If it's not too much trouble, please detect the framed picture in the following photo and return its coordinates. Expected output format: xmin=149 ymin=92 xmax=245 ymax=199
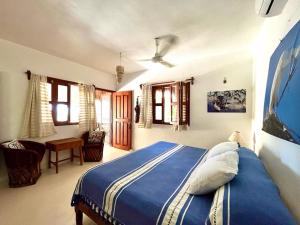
xmin=263 ymin=21 xmax=300 ymax=145
xmin=207 ymin=89 xmax=246 ymax=113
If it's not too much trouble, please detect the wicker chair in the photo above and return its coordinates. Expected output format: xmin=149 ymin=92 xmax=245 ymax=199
xmin=0 ymin=140 xmax=45 ymax=188
xmin=81 ymin=131 xmax=106 ymax=162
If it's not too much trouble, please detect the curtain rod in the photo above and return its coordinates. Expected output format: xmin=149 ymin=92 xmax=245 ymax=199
xmin=139 ymin=76 xmax=194 ymax=89
xmin=25 ymin=70 xmax=115 ymax=93
xmin=26 ymin=70 xmax=31 ymax=80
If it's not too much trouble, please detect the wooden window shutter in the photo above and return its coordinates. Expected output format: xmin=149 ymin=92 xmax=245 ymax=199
xmin=171 ymin=81 xmax=190 ymax=126
xmin=181 ymin=82 xmax=190 ymax=125
xmin=171 ymin=82 xmax=179 ymax=124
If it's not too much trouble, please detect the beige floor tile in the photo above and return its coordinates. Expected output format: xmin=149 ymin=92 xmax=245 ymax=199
xmin=0 ymin=146 xmax=128 ymax=225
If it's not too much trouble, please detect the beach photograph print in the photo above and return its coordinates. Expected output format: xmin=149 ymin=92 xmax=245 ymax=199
xmin=207 ymin=89 xmax=246 ymax=113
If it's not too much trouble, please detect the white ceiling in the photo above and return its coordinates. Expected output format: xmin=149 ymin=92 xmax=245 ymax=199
xmin=0 ymin=0 xmax=263 ymax=74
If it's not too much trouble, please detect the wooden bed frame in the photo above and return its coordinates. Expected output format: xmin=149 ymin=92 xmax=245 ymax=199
xmin=75 ymin=201 xmax=112 ymax=225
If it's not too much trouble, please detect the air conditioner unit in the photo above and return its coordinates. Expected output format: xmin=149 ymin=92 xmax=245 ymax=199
xmin=255 ymin=0 xmax=288 ymax=17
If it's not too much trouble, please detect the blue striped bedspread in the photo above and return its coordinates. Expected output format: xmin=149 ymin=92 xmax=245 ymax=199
xmin=207 ymin=148 xmax=296 ymax=225
xmin=71 ymin=141 xmax=212 ymax=225
xmin=71 ymin=141 xmax=296 ymax=225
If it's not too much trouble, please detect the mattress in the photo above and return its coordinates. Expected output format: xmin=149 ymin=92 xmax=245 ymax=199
xmin=71 ymin=141 xmax=296 ymax=225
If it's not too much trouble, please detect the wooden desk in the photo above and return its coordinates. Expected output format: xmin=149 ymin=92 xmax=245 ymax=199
xmin=46 ymin=138 xmax=83 ymax=173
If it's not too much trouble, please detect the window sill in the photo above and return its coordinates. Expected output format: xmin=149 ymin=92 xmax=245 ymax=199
xmin=152 ymin=122 xmax=172 ymax=126
xmin=54 ymin=122 xmax=79 ymax=126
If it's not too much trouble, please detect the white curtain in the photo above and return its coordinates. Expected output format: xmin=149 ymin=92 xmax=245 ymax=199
xmin=138 ymin=84 xmax=153 ymax=128
xmin=79 ymin=84 xmax=97 ymax=132
xmin=20 ymin=74 xmax=56 ymax=138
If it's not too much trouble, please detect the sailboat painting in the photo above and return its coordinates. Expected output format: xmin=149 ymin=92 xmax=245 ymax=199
xmin=263 ymin=21 xmax=300 ymax=145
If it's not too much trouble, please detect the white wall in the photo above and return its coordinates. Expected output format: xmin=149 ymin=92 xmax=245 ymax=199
xmin=118 ymin=51 xmax=253 ymax=150
xmin=0 ymin=39 xmax=116 ymax=181
xmin=253 ymin=0 xmax=300 ymax=222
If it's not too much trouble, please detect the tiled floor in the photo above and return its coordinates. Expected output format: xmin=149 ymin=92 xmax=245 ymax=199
xmin=0 ymin=146 xmax=128 ymax=225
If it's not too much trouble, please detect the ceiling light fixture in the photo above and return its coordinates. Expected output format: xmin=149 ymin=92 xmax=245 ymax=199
xmin=116 ymin=52 xmax=124 ymax=84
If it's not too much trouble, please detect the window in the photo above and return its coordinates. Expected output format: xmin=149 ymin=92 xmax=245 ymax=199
xmin=70 ymin=85 xmax=79 ymax=123
xmin=95 ymin=90 xmax=112 ymax=144
xmin=152 ymin=82 xmax=190 ymax=125
xmin=96 ymin=96 xmax=111 ymax=124
xmin=47 ymin=78 xmax=79 ymax=126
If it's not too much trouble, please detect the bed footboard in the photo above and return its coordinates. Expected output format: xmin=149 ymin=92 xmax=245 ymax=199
xmin=75 ymin=201 xmax=107 ymax=225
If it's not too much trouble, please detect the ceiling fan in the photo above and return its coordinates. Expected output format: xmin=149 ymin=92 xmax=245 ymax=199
xmin=139 ymin=34 xmax=178 ymax=68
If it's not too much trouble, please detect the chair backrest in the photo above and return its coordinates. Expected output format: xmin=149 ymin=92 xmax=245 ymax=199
xmin=0 ymin=140 xmax=45 ymax=167
xmin=81 ymin=130 xmax=106 ymax=144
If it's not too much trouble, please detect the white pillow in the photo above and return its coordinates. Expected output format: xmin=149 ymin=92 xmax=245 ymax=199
xmin=206 ymin=142 xmax=238 ymax=159
xmin=1 ymin=140 xmax=25 ymax=149
xmin=187 ymin=151 xmax=239 ymax=195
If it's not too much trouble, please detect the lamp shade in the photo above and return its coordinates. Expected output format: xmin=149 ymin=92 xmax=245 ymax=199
xmin=228 ymin=131 xmax=245 ymax=146
xmin=116 ymin=65 xmax=124 ymax=74
xmin=116 ymin=65 xmax=124 ymax=83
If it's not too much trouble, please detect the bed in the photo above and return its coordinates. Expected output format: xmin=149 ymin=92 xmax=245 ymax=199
xmin=71 ymin=141 xmax=296 ymax=225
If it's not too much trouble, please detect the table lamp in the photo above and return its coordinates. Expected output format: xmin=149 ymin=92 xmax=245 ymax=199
xmin=228 ymin=131 xmax=245 ymax=147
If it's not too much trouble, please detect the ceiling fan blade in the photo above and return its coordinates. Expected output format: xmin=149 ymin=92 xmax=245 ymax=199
xmin=159 ymin=60 xmax=175 ymax=68
xmin=155 ymin=37 xmax=159 ymax=55
xmin=157 ymin=35 xmax=178 ymax=57
xmin=137 ymin=34 xmax=178 ymax=64
xmin=156 ymin=34 xmax=178 ymax=42
xmin=138 ymin=58 xmax=153 ymax=62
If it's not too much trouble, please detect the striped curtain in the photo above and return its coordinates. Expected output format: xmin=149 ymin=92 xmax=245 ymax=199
xmin=138 ymin=84 xmax=153 ymax=128
xmin=172 ymin=82 xmax=188 ymax=131
xmin=20 ymin=74 xmax=56 ymax=138
xmin=79 ymin=84 xmax=96 ymax=132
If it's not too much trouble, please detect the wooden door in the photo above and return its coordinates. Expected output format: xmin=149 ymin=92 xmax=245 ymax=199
xmin=112 ymin=91 xmax=132 ymax=150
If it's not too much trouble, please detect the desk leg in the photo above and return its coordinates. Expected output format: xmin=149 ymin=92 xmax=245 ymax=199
xmin=79 ymin=147 xmax=83 ymax=165
xmin=48 ymin=149 xmax=51 ymax=168
xmin=71 ymin=148 xmax=74 ymax=162
xmin=55 ymin=150 xmax=59 ymax=174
